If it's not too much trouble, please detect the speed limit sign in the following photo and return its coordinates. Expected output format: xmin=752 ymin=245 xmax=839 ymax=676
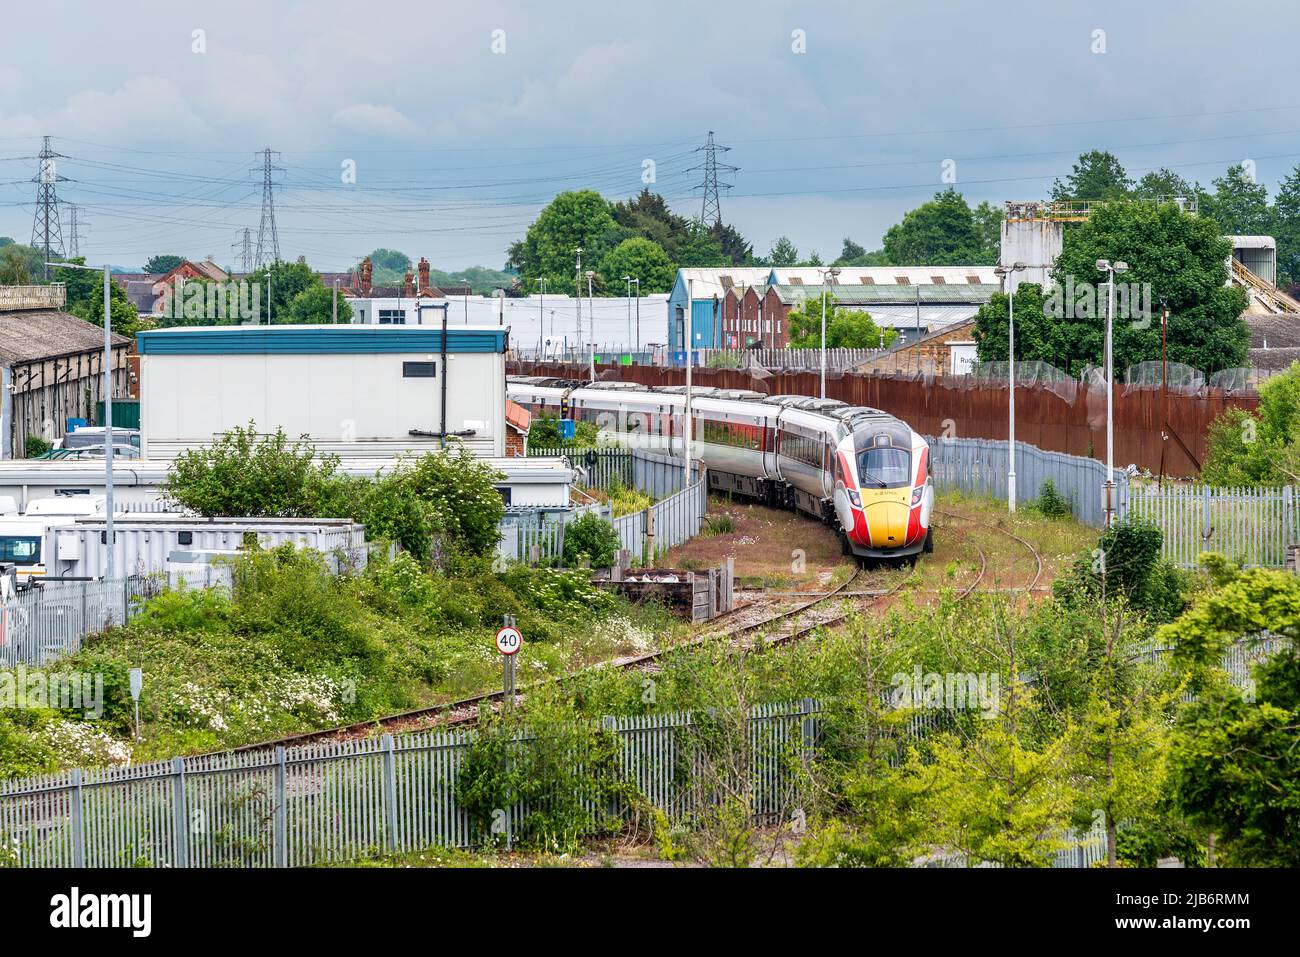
xmin=495 ymin=625 xmax=522 ymax=656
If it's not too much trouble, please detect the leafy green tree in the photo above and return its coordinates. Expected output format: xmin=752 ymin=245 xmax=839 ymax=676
xmin=1051 ymin=150 xmax=1133 ymax=201
xmin=881 ymin=189 xmax=992 ymax=265
xmin=972 ymin=283 xmax=1061 ymax=368
xmin=514 ymin=191 xmax=619 ymax=294
xmin=1132 ymin=168 xmax=1198 ymax=201
xmin=837 ymin=238 xmax=866 ymax=263
xmin=709 ymin=221 xmax=753 ymax=265
xmin=1160 ymin=564 xmax=1300 ymax=865
xmin=1053 ymin=516 xmax=1190 ymax=625
xmin=142 ymin=254 xmax=185 ymax=274
xmin=0 ymin=236 xmax=13 ymax=247
xmin=367 ymin=248 xmax=412 ymax=286
xmin=1202 ymin=361 xmax=1300 ymax=486
xmin=675 ymin=219 xmax=729 ymax=267
xmin=0 ymin=246 xmax=31 ymax=285
xmin=787 ymin=293 xmax=897 ymax=349
xmin=767 ymin=235 xmax=799 ymax=266
xmin=598 ymin=237 xmax=676 ymax=293
xmin=972 ymin=200 xmax=1003 ymax=263
xmin=1271 ymin=163 xmax=1300 ymax=284
xmin=284 ymin=283 xmax=339 ymax=324
xmin=54 ymin=258 xmax=145 ymax=337
xmin=1200 ymin=164 xmax=1273 ymax=238
xmin=996 ymin=200 xmax=1250 ymax=374
xmin=562 ymin=511 xmax=621 ymax=567
xmin=245 ymin=259 xmax=330 ymax=324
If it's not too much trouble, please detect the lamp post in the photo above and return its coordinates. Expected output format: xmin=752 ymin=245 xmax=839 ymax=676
xmin=47 ymin=260 xmax=116 ymax=579
xmin=622 ymin=275 xmax=633 ymax=353
xmin=817 ymin=266 xmax=841 ymax=398
xmin=585 ymin=269 xmax=596 ymax=382
xmin=630 ymin=278 xmax=640 ymax=354
xmin=1097 ymin=258 xmax=1129 ymax=526
xmin=994 ymin=261 xmax=1027 ymax=512
xmin=537 ymin=278 xmax=547 ymax=359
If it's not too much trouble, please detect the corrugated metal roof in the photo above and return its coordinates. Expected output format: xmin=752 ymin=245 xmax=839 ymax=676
xmin=676 ymin=268 xmax=773 ymax=299
xmin=769 ymin=283 xmax=997 ymax=305
xmin=771 ymin=266 xmax=1000 ymax=286
xmin=0 ymin=310 xmax=131 ymax=365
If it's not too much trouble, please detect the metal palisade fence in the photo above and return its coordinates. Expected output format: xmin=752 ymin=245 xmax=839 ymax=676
xmin=1126 ymin=484 xmax=1300 ymax=568
xmin=506 ymin=449 xmax=706 ymax=565
xmin=926 ymin=436 xmax=1128 ymax=528
xmin=0 ymin=576 xmax=151 ymax=669
xmin=0 ymin=699 xmax=816 ymax=868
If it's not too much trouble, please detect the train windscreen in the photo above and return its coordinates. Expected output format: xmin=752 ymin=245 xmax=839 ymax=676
xmin=854 ymin=425 xmax=913 ymax=488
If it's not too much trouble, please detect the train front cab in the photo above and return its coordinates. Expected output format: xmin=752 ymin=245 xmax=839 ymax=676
xmin=835 ymin=422 xmax=933 ymax=562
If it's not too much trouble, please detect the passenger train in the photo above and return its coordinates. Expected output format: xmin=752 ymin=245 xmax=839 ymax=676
xmin=507 ymin=376 xmax=934 ymax=562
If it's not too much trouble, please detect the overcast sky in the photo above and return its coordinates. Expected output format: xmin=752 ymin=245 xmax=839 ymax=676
xmin=3 ymin=0 xmax=1299 ymax=272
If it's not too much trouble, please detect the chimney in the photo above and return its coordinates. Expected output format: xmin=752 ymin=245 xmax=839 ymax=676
xmin=360 ymin=257 xmax=373 ymax=295
xmin=403 ymin=268 xmax=415 ymax=297
xmin=418 ymin=257 xmax=430 ymax=295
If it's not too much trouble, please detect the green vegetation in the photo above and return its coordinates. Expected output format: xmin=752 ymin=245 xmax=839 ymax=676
xmin=974 ymin=199 xmax=1250 ymax=375
xmin=561 ymin=511 xmax=621 ymax=567
xmin=24 ymin=435 xmax=52 ymax=459
xmin=164 ymin=424 xmax=505 ymax=561
xmin=787 ymin=293 xmax=898 ymax=350
xmin=1201 ymin=361 xmax=1300 ymax=486
xmin=526 ymin=412 xmax=599 ymax=449
xmin=1032 ymin=479 xmax=1073 ymax=519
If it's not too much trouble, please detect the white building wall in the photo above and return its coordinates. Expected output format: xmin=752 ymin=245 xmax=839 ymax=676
xmin=140 ymin=350 xmax=505 ymax=458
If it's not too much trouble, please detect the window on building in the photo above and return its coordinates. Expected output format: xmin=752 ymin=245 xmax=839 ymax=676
xmin=931 ymin=276 xmax=945 ymax=285
xmin=894 ymin=276 xmax=910 ymax=285
xmin=966 ymin=275 xmax=981 ymax=284
xmin=402 ymin=361 xmax=437 ymax=378
xmin=379 ymin=309 xmax=407 ymax=325
xmin=859 ymin=276 xmax=877 ymax=285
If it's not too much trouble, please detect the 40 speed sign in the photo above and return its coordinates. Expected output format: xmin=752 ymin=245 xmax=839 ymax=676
xmin=495 ymin=625 xmax=522 ymax=656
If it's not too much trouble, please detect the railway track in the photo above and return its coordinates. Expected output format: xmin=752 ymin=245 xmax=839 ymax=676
xmin=936 ymin=509 xmax=1044 ymax=595
xmin=226 ymin=514 xmax=1041 ymax=755
xmin=231 ymin=562 xmax=912 ymax=753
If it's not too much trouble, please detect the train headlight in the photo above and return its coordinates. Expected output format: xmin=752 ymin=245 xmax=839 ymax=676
xmin=847 ymin=488 xmax=861 ymax=508
xmin=911 ymin=486 xmax=924 ymax=506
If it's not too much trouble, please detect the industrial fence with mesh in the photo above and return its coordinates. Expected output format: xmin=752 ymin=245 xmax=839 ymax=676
xmin=0 ymin=576 xmax=152 ymax=669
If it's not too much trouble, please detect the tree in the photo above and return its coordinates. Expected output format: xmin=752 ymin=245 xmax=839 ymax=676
xmin=1201 ymin=361 xmax=1300 ymax=486
xmin=142 ymin=254 xmax=185 ymax=274
xmin=881 ymin=189 xmax=992 ymax=265
xmin=787 ymin=293 xmax=897 ymax=349
xmin=767 ymin=236 xmax=799 ymax=266
xmin=837 ymin=238 xmax=866 ymax=263
xmin=514 ymin=191 xmax=619 ymax=294
xmin=367 ymin=248 xmax=412 ymax=286
xmin=597 ymin=237 xmax=676 ymax=293
xmin=0 ymin=246 xmax=31 ymax=285
xmin=1051 ymin=150 xmax=1133 ymax=201
xmin=1160 ymin=564 xmax=1300 ymax=866
xmin=283 ymin=283 xmax=340 ymax=324
xmin=1132 ymin=168 xmax=1197 ymax=201
xmin=561 ymin=512 xmax=621 ymax=567
xmin=245 ymin=259 xmax=329 ymax=324
xmin=709 ymin=222 xmax=753 ymax=265
xmin=994 ymin=200 xmax=1250 ymax=374
xmin=1270 ymin=164 xmax=1300 ymax=284
xmin=972 ymin=200 xmax=1003 ymax=263
xmin=675 ymin=219 xmax=728 ymax=267
xmin=972 ymin=283 xmax=1063 ymax=368
xmin=1201 ymin=164 xmax=1273 ymax=237
xmin=54 ymin=258 xmax=145 ymax=337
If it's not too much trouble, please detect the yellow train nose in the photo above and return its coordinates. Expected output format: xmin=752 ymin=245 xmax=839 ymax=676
xmin=864 ymin=501 xmax=910 ymax=548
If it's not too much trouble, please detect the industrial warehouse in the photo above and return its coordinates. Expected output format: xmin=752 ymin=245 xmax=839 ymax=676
xmin=0 ymin=0 xmax=1293 ymax=934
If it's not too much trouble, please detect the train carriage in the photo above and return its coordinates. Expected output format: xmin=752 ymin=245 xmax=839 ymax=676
xmin=507 ymin=377 xmax=934 ymax=561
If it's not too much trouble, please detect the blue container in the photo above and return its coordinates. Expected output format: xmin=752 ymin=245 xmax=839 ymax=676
xmin=560 ymin=419 xmax=576 ymax=440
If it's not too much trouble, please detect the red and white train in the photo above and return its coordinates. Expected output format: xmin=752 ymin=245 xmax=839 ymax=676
xmin=507 ymin=377 xmax=934 ymax=562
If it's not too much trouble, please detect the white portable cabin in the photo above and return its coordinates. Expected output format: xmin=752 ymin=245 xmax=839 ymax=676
xmin=45 ymin=515 xmax=369 ymax=580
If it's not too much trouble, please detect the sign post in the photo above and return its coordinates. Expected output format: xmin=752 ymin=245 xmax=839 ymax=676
xmin=129 ymin=668 xmax=143 ymax=740
xmin=496 ymin=616 xmax=522 ymax=710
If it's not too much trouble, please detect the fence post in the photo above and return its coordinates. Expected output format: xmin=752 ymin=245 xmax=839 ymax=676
xmin=800 ymin=698 xmax=817 ymax=765
xmin=171 ymin=756 xmax=189 ymax=868
xmin=69 ymin=768 xmax=85 ymax=868
xmin=382 ymin=734 xmax=399 ymax=853
xmin=273 ymin=746 xmax=287 ymax=868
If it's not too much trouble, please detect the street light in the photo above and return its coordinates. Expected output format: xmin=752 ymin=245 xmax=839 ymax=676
xmin=537 ymin=278 xmax=548 ymax=359
xmin=585 ymin=270 xmax=596 ymax=382
xmin=994 ymin=260 xmax=1027 ymax=512
xmin=1097 ymin=258 xmax=1129 ymax=526
xmin=622 ymin=275 xmax=641 ymax=356
xmin=817 ymin=266 xmax=841 ymax=398
xmin=47 ymin=260 xmax=116 ymax=579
